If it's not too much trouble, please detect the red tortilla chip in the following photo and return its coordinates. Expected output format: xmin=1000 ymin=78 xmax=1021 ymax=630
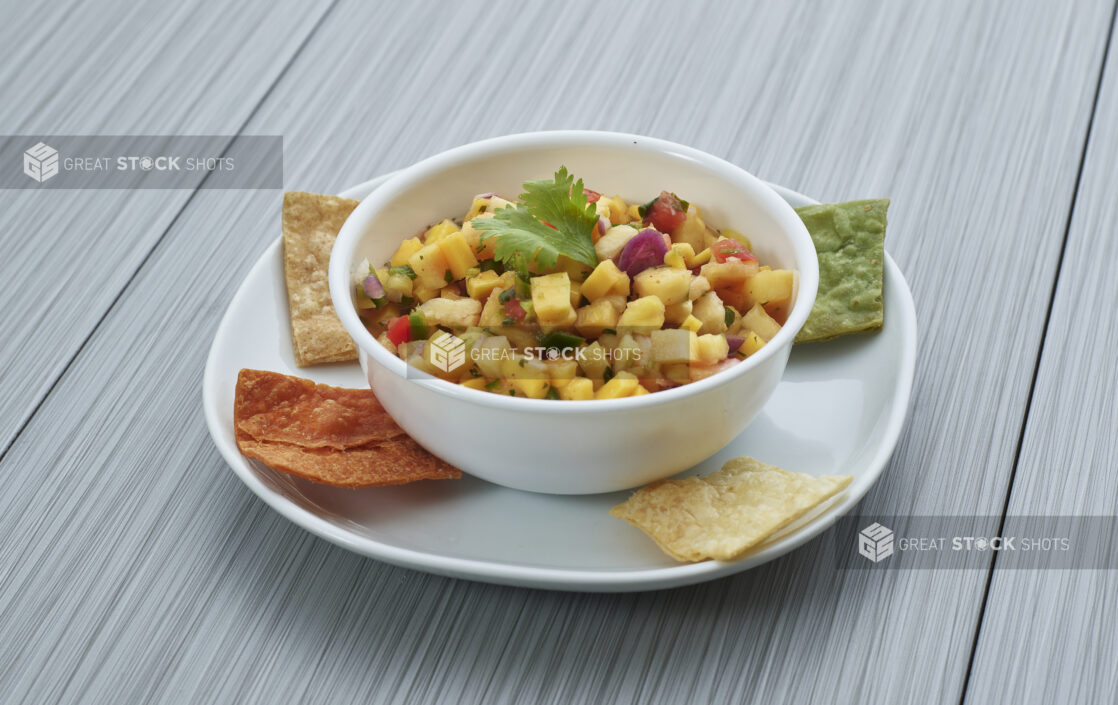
xmin=234 ymin=369 xmax=460 ymax=488
xmin=235 ymin=368 xmax=405 ymax=449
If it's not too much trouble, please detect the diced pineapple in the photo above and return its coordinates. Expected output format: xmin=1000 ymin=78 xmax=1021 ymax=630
xmin=594 ymin=224 xmax=639 ymax=261
xmin=417 ymin=297 xmax=482 ymax=329
xmin=575 ymin=298 xmax=621 ymax=338
xmin=479 ymin=289 xmax=505 ymax=327
xmin=424 ymin=219 xmax=459 ymax=244
xmin=560 ymin=377 xmax=594 ymax=400
xmin=530 ymin=272 xmax=575 ymax=326
xmin=439 ymin=287 xmax=463 ymax=300
xmin=700 ymin=260 xmax=761 ymax=290
xmin=569 ymin=280 xmax=583 ymax=308
xmin=746 ymin=269 xmax=796 ymax=323
xmin=459 ymin=377 xmax=489 ymax=390
xmin=628 ymin=204 xmax=642 ymax=221
xmin=632 ymin=383 xmax=651 ymax=396
xmin=413 ymin=284 xmax=440 ymax=302
xmin=436 ymin=231 xmax=479 ymax=280
xmin=651 ymin=328 xmax=697 ymax=363
xmin=695 ymin=334 xmax=730 ymax=365
xmin=546 ymin=359 xmax=580 ymax=388
xmin=408 ymin=242 xmax=452 ymax=289
xmin=391 ymin=237 xmax=424 ymax=267
xmin=460 ymin=217 xmax=498 ymax=261
xmin=691 ymin=291 xmax=727 ymax=334
xmin=742 ymin=331 xmax=765 ymax=356
xmin=473 ymin=336 xmax=512 ymax=378
xmin=595 ymin=371 xmax=640 ymax=399
xmin=617 ymin=296 xmax=666 ymax=333
xmin=661 ymin=362 xmax=692 ymax=386
xmin=577 ymin=341 xmax=610 ymax=380
xmin=466 ymin=270 xmax=512 ymax=301
xmin=556 ymin=256 xmax=593 ymax=284
xmin=680 ymin=315 xmax=702 ymax=333
xmin=600 ymin=294 xmax=628 ymax=313
xmin=633 ymin=266 xmax=691 ymax=306
xmin=581 ymin=259 xmax=630 ymax=301
xmin=672 ymin=210 xmax=707 ymax=251
xmin=742 ymin=303 xmax=782 ymax=342
xmin=381 ymin=270 xmax=414 ymax=300
xmin=664 ymin=300 xmax=693 ymax=326
xmin=498 ymin=355 xmax=550 ymax=399
xmin=612 ymin=333 xmax=643 ymax=372
xmin=689 ymin=275 xmax=711 ymax=301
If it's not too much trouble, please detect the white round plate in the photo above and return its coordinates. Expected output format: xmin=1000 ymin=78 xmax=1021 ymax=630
xmin=203 ymin=175 xmax=916 ymax=592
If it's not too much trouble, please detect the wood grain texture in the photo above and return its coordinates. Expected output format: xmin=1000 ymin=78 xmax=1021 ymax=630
xmin=0 ymin=0 xmax=336 ymax=453
xmin=0 ymin=0 xmax=1113 ymax=703
xmin=966 ymin=9 xmax=1118 ymax=704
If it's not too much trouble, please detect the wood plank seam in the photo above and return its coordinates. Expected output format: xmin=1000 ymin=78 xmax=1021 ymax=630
xmin=956 ymin=2 xmax=1118 ymax=703
xmin=0 ymin=0 xmax=344 ymax=468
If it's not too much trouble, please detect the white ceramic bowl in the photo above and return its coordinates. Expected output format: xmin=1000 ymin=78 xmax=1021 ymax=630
xmin=329 ymin=131 xmax=818 ymax=494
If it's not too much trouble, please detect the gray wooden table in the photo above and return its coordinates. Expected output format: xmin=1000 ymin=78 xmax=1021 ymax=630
xmin=2 ymin=0 xmax=1116 ymax=702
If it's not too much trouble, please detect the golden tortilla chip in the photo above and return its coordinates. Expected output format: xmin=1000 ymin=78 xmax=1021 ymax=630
xmin=282 ymin=192 xmax=360 ymax=366
xmin=236 ymin=432 xmax=460 ymax=488
xmin=235 ymin=368 xmax=403 ymax=449
xmin=234 ymin=369 xmax=460 ymax=488
xmin=610 ymin=457 xmax=851 ymax=562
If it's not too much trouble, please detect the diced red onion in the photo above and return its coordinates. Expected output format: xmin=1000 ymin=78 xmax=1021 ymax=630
xmin=363 ymin=274 xmax=385 ymax=300
xmin=597 ymin=217 xmax=609 ymax=236
xmin=474 ymin=192 xmax=497 ymax=199
xmin=726 ymin=335 xmax=745 ymax=354
xmin=617 ymin=228 xmax=669 ymax=277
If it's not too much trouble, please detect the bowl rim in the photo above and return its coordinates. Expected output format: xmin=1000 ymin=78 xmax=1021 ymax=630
xmin=329 ymin=129 xmax=819 ymax=414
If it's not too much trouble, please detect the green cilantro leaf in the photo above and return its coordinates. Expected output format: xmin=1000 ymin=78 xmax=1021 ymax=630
xmin=473 ymin=167 xmax=599 ymax=271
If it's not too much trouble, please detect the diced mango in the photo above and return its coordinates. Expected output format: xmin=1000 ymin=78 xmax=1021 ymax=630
xmin=531 ymin=272 xmax=576 ymax=326
xmin=700 ymin=260 xmax=761 ymax=290
xmin=595 ymin=371 xmax=640 ymax=399
xmin=413 ymin=284 xmax=440 ymax=302
xmin=672 ymin=210 xmax=707 ymax=251
xmin=689 ymin=275 xmax=711 ymax=301
xmin=575 ymin=298 xmax=621 ymax=338
xmin=459 ymin=377 xmax=489 ymax=390
xmin=560 ymin=377 xmax=594 ymax=400
xmin=479 ymin=289 xmax=505 ymax=327
xmin=634 ymin=266 xmax=692 ymax=306
xmin=606 ymin=196 xmax=631 ymax=225
xmin=436 ymin=231 xmax=479 ymax=280
xmin=424 ymin=219 xmax=460 ymax=244
xmin=408 ymin=242 xmax=452 ymax=289
xmin=617 ymin=296 xmax=666 ymax=332
xmin=581 ymin=259 xmax=630 ymax=301
xmin=466 ymin=270 xmax=513 ymax=301
xmin=688 ymin=247 xmax=713 ymax=268
xmin=416 ymin=297 xmax=481 ymax=329
xmin=460 ymin=217 xmax=498 ymax=261
xmin=651 ymin=328 xmax=697 ymax=363
xmin=391 ymin=237 xmax=424 ymax=267
xmin=742 ymin=331 xmax=765 ymax=356
xmin=742 ymin=303 xmax=782 ymax=342
xmin=680 ymin=315 xmax=703 ymax=333
xmin=695 ymin=334 xmax=730 ymax=365
xmin=746 ymin=269 xmax=796 ymax=323
xmin=664 ymin=243 xmax=693 ymax=269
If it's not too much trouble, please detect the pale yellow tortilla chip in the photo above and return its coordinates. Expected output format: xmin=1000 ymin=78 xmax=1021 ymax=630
xmin=282 ymin=192 xmax=360 ymax=366
xmin=610 ymin=457 xmax=852 ymax=562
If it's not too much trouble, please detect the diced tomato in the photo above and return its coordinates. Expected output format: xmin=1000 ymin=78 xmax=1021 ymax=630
xmin=711 ymin=239 xmax=758 ymax=264
xmin=583 ymin=188 xmax=601 ymax=203
xmin=643 ymin=191 xmax=687 ymax=234
xmin=540 ymin=221 xmax=557 ymax=230
xmin=386 ymin=316 xmax=412 ymax=346
xmin=503 ymin=297 xmax=526 ymax=321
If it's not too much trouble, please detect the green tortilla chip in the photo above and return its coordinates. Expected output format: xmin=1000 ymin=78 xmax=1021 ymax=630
xmin=794 ymin=199 xmax=889 ymax=343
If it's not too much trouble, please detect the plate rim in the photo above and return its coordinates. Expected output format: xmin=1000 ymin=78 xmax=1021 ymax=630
xmin=203 ymin=175 xmax=917 ymax=591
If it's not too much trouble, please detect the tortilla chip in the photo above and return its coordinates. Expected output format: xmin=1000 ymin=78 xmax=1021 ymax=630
xmin=234 ymin=369 xmax=460 ymax=488
xmin=794 ymin=199 xmax=888 ymax=343
xmin=235 ymin=368 xmax=403 ymax=449
xmin=282 ymin=192 xmax=360 ymax=366
xmin=610 ymin=457 xmax=852 ymax=562
xmin=236 ymin=432 xmax=460 ymax=488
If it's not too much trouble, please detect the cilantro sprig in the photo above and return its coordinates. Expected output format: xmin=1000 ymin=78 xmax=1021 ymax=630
xmin=473 ymin=167 xmax=599 ymax=273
